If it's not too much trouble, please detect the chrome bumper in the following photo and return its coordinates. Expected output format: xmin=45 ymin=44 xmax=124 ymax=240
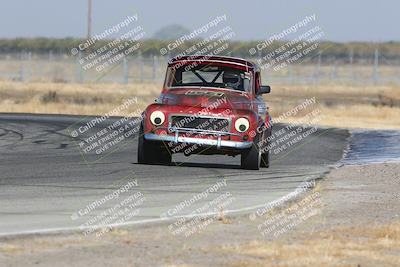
xmin=144 ymin=133 xmax=252 ymax=150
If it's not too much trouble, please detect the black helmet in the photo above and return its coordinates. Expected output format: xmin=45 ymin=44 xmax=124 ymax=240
xmin=223 ymin=70 xmax=242 ymax=90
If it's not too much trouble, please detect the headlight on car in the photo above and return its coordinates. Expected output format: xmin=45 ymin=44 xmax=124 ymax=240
xmin=235 ymin=118 xmax=250 ymax=132
xmin=150 ymin=111 xmax=165 ymax=126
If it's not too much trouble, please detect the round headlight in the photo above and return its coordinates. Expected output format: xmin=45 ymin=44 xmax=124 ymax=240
xmin=235 ymin=118 xmax=250 ymax=132
xmin=150 ymin=111 xmax=165 ymax=126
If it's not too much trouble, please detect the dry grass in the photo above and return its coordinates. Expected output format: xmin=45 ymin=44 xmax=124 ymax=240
xmin=270 ymin=84 xmax=400 ymax=100
xmin=220 ymin=222 xmax=400 ymax=267
xmin=266 ymin=84 xmax=400 ymax=129
xmin=0 ymin=80 xmax=399 ymax=129
xmin=318 ymin=105 xmax=400 ymax=129
xmin=0 ymin=80 xmax=160 ymax=115
xmin=0 ymin=235 xmax=101 ymax=254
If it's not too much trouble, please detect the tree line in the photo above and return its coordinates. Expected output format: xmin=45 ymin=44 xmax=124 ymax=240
xmin=0 ymin=38 xmax=399 ymax=62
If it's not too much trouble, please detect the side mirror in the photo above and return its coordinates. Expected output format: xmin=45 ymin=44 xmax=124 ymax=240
xmin=257 ymin=85 xmax=271 ymax=95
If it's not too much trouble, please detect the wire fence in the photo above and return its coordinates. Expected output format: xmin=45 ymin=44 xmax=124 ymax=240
xmin=0 ymin=51 xmax=399 ymax=86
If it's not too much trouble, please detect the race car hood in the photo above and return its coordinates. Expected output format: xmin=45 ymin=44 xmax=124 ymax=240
xmin=158 ymin=87 xmax=253 ymax=110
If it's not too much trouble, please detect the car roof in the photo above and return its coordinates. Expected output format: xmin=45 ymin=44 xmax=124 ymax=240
xmin=168 ymin=55 xmax=259 ymax=71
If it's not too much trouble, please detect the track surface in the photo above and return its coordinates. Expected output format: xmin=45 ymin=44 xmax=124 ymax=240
xmin=0 ymin=114 xmax=348 ymax=236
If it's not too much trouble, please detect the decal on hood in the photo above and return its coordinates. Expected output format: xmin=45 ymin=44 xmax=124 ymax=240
xmin=185 ymin=91 xmax=225 ymax=97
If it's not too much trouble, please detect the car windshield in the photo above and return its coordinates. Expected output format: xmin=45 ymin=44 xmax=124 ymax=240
xmin=166 ymin=64 xmax=252 ymax=92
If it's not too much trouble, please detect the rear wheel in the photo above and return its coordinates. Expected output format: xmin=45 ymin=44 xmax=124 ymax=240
xmin=241 ymin=134 xmax=261 ymax=170
xmin=260 ymin=128 xmax=271 ymax=168
xmin=137 ymin=125 xmax=171 ymax=165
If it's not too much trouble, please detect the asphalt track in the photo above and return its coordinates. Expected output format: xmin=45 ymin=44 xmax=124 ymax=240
xmin=0 ymin=114 xmax=349 ymax=236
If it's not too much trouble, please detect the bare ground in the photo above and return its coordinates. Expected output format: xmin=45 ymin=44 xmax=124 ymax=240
xmin=0 ymin=162 xmax=399 ymax=267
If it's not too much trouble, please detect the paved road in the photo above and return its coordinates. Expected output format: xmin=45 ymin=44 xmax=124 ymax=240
xmin=0 ymin=114 xmax=349 ymax=236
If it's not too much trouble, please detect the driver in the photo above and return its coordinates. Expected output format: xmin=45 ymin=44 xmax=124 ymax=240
xmin=222 ymin=70 xmax=243 ymax=91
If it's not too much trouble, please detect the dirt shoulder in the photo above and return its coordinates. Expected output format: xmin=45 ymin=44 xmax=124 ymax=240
xmin=1 ymin=163 xmax=399 ymax=267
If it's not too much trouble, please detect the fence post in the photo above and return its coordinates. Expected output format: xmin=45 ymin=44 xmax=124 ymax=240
xmin=27 ymin=51 xmax=32 ymax=81
xmin=76 ymin=51 xmax=84 ymax=83
xmin=349 ymin=48 xmax=353 ymax=64
xmin=331 ymin=61 xmax=337 ymax=81
xmin=19 ymin=52 xmax=24 ymax=81
xmin=152 ymin=55 xmax=157 ymax=81
xmin=314 ymin=51 xmax=321 ymax=85
xmin=373 ymin=48 xmax=379 ymax=85
xmin=139 ymin=52 xmax=143 ymax=82
xmin=349 ymin=48 xmax=355 ymax=82
xmin=123 ymin=57 xmax=129 ymax=84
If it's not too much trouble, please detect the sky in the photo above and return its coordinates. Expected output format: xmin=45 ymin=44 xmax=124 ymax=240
xmin=0 ymin=0 xmax=398 ymax=42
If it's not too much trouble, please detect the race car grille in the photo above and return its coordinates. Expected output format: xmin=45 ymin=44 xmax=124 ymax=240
xmin=170 ymin=116 xmax=229 ymax=132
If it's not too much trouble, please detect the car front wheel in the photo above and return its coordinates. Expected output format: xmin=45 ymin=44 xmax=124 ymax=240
xmin=241 ymin=134 xmax=261 ymax=170
xmin=260 ymin=150 xmax=270 ymax=168
xmin=137 ymin=125 xmax=171 ymax=165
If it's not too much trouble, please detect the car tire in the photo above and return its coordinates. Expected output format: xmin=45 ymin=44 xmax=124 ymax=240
xmin=155 ymin=143 xmax=172 ymax=165
xmin=260 ymin=150 xmax=270 ymax=168
xmin=241 ymin=134 xmax=261 ymax=170
xmin=260 ymin=126 xmax=271 ymax=168
xmin=138 ymin=125 xmax=172 ymax=165
xmin=137 ymin=125 xmax=153 ymax=164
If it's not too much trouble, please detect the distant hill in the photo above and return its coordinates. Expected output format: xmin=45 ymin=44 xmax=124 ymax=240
xmin=153 ymin=25 xmax=190 ymax=40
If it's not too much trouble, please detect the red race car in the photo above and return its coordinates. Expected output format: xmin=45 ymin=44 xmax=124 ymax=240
xmin=138 ymin=55 xmax=272 ymax=170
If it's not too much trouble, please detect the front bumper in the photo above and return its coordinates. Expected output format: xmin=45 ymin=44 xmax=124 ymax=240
xmin=144 ymin=133 xmax=253 ymax=150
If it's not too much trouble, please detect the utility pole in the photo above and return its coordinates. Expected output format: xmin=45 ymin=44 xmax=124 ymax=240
xmin=87 ymin=0 xmax=92 ymax=40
